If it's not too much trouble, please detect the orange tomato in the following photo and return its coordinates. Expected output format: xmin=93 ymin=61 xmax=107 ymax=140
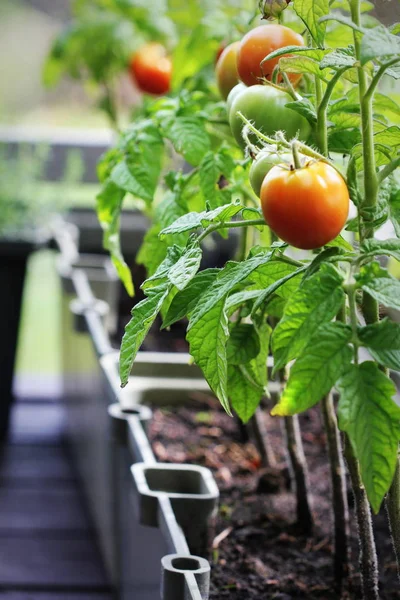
xmin=237 ymin=24 xmax=305 ymax=87
xmin=130 ymin=42 xmax=172 ymax=96
xmin=260 ymin=161 xmax=350 ymax=250
xmin=215 ymin=41 xmax=240 ymax=100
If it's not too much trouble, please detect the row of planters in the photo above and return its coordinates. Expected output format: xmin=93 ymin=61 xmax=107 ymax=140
xmin=47 ymin=0 xmax=400 ymax=598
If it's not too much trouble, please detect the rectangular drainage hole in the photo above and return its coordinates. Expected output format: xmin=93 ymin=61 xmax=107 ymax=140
xmin=145 ymin=468 xmax=208 ymax=495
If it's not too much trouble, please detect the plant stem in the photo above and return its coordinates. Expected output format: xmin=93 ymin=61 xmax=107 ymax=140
xmin=351 ymin=0 xmax=400 ymax=582
xmin=282 ymin=414 xmax=314 ymax=534
xmin=237 ymin=112 xmax=338 ymax=168
xmin=277 ymin=367 xmax=314 ymax=534
xmin=291 ymin=141 xmax=302 ymax=170
xmin=248 ymin=407 xmax=277 ymax=468
xmin=386 ymin=452 xmax=400 ymax=580
xmin=321 ymin=393 xmax=350 ymax=591
xmin=364 ymin=57 xmax=400 ymax=104
xmin=314 ymin=57 xmax=352 ymax=591
xmin=316 ymin=68 xmax=347 ymax=156
xmin=344 ymin=437 xmax=380 ymax=600
xmin=197 ymin=218 xmax=266 ymax=243
xmin=378 ymin=156 xmax=400 ymax=184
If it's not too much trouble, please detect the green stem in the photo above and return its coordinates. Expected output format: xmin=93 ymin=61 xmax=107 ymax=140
xmin=316 ymin=68 xmax=348 ymax=156
xmin=348 ymin=3 xmax=383 ymax=597
xmin=346 ymin=281 xmax=360 ymax=364
xmin=291 ymin=141 xmax=302 ymax=170
xmin=378 ymin=156 xmax=400 ymax=185
xmin=236 ymin=112 xmax=337 ymax=167
xmin=281 ymin=71 xmax=300 ymax=100
xmin=197 ymin=218 xmax=266 ymax=243
xmin=364 ymin=57 xmax=400 ymax=104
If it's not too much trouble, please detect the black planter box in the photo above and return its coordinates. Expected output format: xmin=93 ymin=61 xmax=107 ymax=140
xmin=0 ymin=232 xmax=49 ymax=443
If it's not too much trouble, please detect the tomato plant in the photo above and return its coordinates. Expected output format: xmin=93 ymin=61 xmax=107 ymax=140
xmin=236 ymin=24 xmax=304 ymax=86
xmin=260 ymin=157 xmax=350 ymax=249
xmin=51 ymin=1 xmax=400 ymax=598
xmin=215 ymin=41 xmax=240 ymax=100
xmin=229 ymin=84 xmax=311 ymax=146
xmin=129 ymin=42 xmax=172 ymax=95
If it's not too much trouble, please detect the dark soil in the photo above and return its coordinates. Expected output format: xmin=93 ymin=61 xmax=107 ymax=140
xmin=148 ymin=393 xmax=399 ymax=599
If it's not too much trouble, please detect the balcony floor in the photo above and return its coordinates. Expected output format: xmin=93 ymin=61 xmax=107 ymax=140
xmin=0 ymin=396 xmax=113 ymax=600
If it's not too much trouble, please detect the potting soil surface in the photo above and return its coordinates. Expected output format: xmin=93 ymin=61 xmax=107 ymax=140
xmin=148 ymin=393 xmax=400 ymax=599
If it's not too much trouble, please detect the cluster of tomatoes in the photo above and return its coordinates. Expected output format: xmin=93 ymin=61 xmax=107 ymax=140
xmin=216 ymin=24 xmax=350 ymax=250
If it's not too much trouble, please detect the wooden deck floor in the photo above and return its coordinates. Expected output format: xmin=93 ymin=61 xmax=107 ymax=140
xmin=0 ymin=397 xmax=113 ymax=600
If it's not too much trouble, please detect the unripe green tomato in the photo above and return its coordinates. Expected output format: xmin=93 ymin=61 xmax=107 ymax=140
xmin=249 ymin=150 xmax=292 ymax=197
xmin=229 ymin=85 xmax=311 ymax=149
xmin=226 ymin=83 xmax=247 ymax=116
xmin=215 ymin=42 xmax=240 ymax=100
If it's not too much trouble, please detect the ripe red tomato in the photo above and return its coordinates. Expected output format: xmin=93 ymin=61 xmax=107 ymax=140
xmin=215 ymin=41 xmax=240 ymax=100
xmin=237 ymin=24 xmax=304 ymax=87
xmin=260 ymin=161 xmax=350 ymax=249
xmin=129 ymin=42 xmax=172 ymax=95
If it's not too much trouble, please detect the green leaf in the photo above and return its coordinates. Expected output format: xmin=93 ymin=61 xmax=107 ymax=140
xmin=143 ymin=245 xmax=183 ymax=288
xmin=374 ymin=93 xmax=400 ymax=121
xmin=374 ymin=126 xmax=400 ymax=150
xmin=164 ymin=116 xmax=210 ymax=166
xmin=171 ymin=24 xmax=218 ymax=89
xmin=293 ymin=0 xmax=330 ymax=47
xmin=162 ymin=268 xmax=220 ymax=329
xmin=357 ymin=262 xmax=400 ymax=312
xmin=252 ymin=266 xmax=308 ymax=314
xmin=319 ymin=13 xmax=365 ymax=34
xmin=305 ymin=248 xmax=348 ymax=279
xmin=328 ymin=128 xmax=362 ymax=154
xmin=167 ymin=242 xmax=202 ymax=291
xmin=199 ymin=149 xmax=236 ymax=210
xmin=96 ymin=180 xmax=133 ymax=296
xmin=189 ymin=251 xmax=274 ymax=328
xmin=159 ymin=202 xmax=245 ymax=237
xmin=325 ymin=234 xmax=354 ymax=252
xmin=361 ymin=238 xmax=400 ymax=263
xmin=262 ymin=45 xmax=326 ymax=63
xmin=272 ymin=264 xmax=345 ymax=372
xmin=247 ymin=260 xmax=300 ymax=299
xmin=227 ymin=324 xmax=261 ymax=366
xmin=228 ymin=323 xmax=271 ymax=423
xmin=346 ymin=155 xmax=362 ymax=207
xmin=272 ymin=322 xmax=352 ymax=416
xmin=226 ymin=289 xmax=262 ymax=316
xmin=358 ymin=318 xmax=400 ymax=371
xmin=120 ymin=284 xmax=171 ymax=386
xmin=187 ymin=297 xmax=231 ymax=414
xmin=285 ymin=98 xmax=317 ymax=125
xmin=105 ymin=223 xmax=134 ymax=297
xmin=136 ymin=225 xmax=168 ymax=278
xmin=320 ymin=46 xmax=356 ymax=70
xmin=337 ymin=362 xmax=400 ymax=513
xmin=279 ymin=55 xmax=322 ymax=77
xmin=360 ymin=26 xmax=400 ymax=66
xmin=111 ymin=158 xmax=157 ymax=205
